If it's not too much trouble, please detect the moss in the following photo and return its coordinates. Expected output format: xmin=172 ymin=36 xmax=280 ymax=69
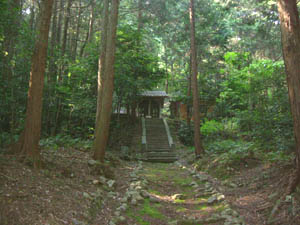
xmin=148 ymin=189 xmax=163 ymax=195
xmin=196 ymin=204 xmax=208 ymax=210
xmin=213 ymin=203 xmax=226 ymax=212
xmin=174 ymin=199 xmax=185 ymax=204
xmin=139 ymin=199 xmax=165 ymax=219
xmin=176 ymin=206 xmax=187 ymax=212
xmin=126 ymin=209 xmax=150 ymax=225
xmin=173 ymin=175 xmax=194 ymax=186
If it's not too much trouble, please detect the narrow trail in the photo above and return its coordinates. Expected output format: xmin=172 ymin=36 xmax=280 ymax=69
xmin=120 ymin=161 xmax=245 ymax=225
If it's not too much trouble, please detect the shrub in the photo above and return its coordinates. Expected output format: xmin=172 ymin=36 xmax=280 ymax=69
xmin=178 ymin=122 xmax=194 ymax=146
xmin=200 ymin=119 xmax=223 ymax=138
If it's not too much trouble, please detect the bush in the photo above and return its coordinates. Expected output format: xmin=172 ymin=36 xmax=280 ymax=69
xmin=178 ymin=122 xmax=194 ymax=146
xmin=200 ymin=119 xmax=223 ymax=138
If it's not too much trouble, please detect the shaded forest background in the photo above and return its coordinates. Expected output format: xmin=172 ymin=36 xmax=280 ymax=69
xmin=2 ymin=0 xmax=300 ymax=224
xmin=1 ymin=0 xmax=291 ymax=146
xmin=1 ymin=0 xmax=294 ymax=160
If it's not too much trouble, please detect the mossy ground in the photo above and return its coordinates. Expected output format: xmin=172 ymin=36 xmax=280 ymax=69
xmin=125 ymin=162 xmax=227 ymax=225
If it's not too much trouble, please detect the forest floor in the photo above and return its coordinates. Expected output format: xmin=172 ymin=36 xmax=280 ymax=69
xmin=1 ymin=140 xmax=300 ymax=224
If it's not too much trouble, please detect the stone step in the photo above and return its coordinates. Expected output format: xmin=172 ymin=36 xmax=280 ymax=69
xmin=144 ymin=157 xmax=177 ymax=163
xmin=147 ymin=145 xmax=170 ymax=148
xmin=147 ymin=139 xmax=169 ymax=142
xmin=146 ymin=152 xmax=176 ymax=158
xmin=142 ymin=118 xmax=176 ymax=163
xmin=148 ymin=148 xmax=171 ymax=151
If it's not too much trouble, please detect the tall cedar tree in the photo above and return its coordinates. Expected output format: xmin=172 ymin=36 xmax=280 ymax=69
xmin=95 ymin=0 xmax=109 ymax=128
xmin=93 ymin=0 xmax=120 ymax=161
xmin=189 ymin=0 xmax=204 ymax=157
xmin=277 ymin=0 xmax=300 ymax=193
xmin=12 ymin=0 xmax=54 ymax=167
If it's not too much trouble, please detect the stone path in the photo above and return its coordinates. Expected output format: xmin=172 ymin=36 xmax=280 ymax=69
xmin=109 ymin=161 xmax=245 ymax=225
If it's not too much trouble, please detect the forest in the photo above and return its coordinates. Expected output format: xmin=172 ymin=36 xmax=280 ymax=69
xmin=1 ymin=0 xmax=300 ymax=224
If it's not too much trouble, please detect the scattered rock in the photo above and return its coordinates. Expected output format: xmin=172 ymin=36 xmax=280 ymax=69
xmin=83 ymin=192 xmax=91 ymax=199
xmin=71 ymin=218 xmax=86 ymax=225
xmin=168 ymin=220 xmax=178 ymax=225
xmin=207 ymin=195 xmax=218 ymax=204
xmin=119 ymin=216 xmax=126 ymax=222
xmin=92 ymin=180 xmax=100 ymax=185
xmin=190 ymin=181 xmax=199 ymax=188
xmin=118 ymin=203 xmax=128 ymax=211
xmin=131 ymin=198 xmax=137 ymax=205
xmin=141 ymin=190 xmax=150 ymax=198
xmin=107 ymin=191 xmax=116 ymax=198
xmin=149 ymin=196 xmax=160 ymax=203
xmin=197 ymin=174 xmax=209 ymax=182
xmin=172 ymin=194 xmax=186 ymax=200
xmin=132 ymin=192 xmax=144 ymax=202
xmin=229 ymin=182 xmax=238 ymax=188
xmin=99 ymin=176 xmax=107 ymax=183
xmin=114 ymin=211 xmax=121 ymax=217
xmin=121 ymin=196 xmax=128 ymax=203
xmin=217 ymin=194 xmax=225 ymax=201
xmin=88 ymin=159 xmax=100 ymax=166
xmin=107 ymin=180 xmax=115 ymax=188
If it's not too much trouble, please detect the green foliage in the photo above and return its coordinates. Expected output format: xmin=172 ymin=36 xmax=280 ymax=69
xmin=114 ymin=25 xmax=165 ymax=108
xmin=200 ymin=119 xmax=223 ymax=137
xmin=178 ymin=122 xmax=194 ymax=146
xmin=40 ymin=135 xmax=93 ymax=150
xmin=262 ymin=150 xmax=293 ymax=163
xmin=139 ymin=199 xmax=165 ymax=219
xmin=216 ymin=53 xmax=293 ymax=152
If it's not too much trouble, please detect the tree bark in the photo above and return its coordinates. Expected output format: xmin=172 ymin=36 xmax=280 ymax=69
xmin=277 ymin=0 xmax=300 ymax=193
xmin=189 ymin=0 xmax=204 ymax=158
xmin=13 ymin=0 xmax=54 ymax=168
xmin=61 ymin=0 xmax=73 ymax=59
xmin=56 ymin=0 xmax=63 ymax=48
xmin=137 ymin=0 xmax=143 ymax=31
xmin=79 ymin=0 xmax=95 ymax=57
xmin=93 ymin=0 xmax=119 ymax=161
xmin=187 ymin=59 xmax=192 ymax=128
xmin=72 ymin=0 xmax=82 ymax=61
xmin=95 ymin=0 xmax=110 ymax=131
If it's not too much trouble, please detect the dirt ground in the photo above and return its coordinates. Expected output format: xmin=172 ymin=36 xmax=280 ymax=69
xmin=1 ymin=143 xmax=300 ymax=225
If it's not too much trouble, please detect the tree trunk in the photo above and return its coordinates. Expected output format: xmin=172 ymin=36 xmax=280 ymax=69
xmin=87 ymin=0 xmax=95 ymax=44
xmin=79 ymin=0 xmax=95 ymax=57
xmin=137 ymin=0 xmax=143 ymax=31
xmin=277 ymin=0 xmax=300 ymax=193
xmin=93 ymin=0 xmax=119 ymax=161
xmin=49 ymin=0 xmax=57 ymax=81
xmin=13 ymin=0 xmax=54 ymax=168
xmin=61 ymin=0 xmax=72 ymax=57
xmin=72 ymin=0 xmax=82 ymax=61
xmin=29 ymin=0 xmax=35 ymax=31
xmin=95 ymin=0 xmax=110 ymax=130
xmin=164 ymin=50 xmax=169 ymax=94
xmin=189 ymin=0 xmax=204 ymax=158
xmin=56 ymin=0 xmax=63 ymax=49
xmin=187 ymin=58 xmax=192 ymax=128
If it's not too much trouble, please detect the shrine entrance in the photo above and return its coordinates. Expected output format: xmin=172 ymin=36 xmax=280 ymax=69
xmin=138 ymin=91 xmax=168 ymax=118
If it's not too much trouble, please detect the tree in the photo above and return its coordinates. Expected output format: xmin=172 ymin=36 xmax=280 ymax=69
xmin=93 ymin=0 xmax=120 ymax=161
xmin=189 ymin=0 xmax=204 ymax=158
xmin=12 ymin=0 xmax=54 ymax=168
xmin=277 ymin=0 xmax=300 ymax=193
xmin=95 ymin=0 xmax=109 ymax=128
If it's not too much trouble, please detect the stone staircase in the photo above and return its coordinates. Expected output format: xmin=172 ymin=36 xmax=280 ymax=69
xmin=144 ymin=118 xmax=177 ymax=163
